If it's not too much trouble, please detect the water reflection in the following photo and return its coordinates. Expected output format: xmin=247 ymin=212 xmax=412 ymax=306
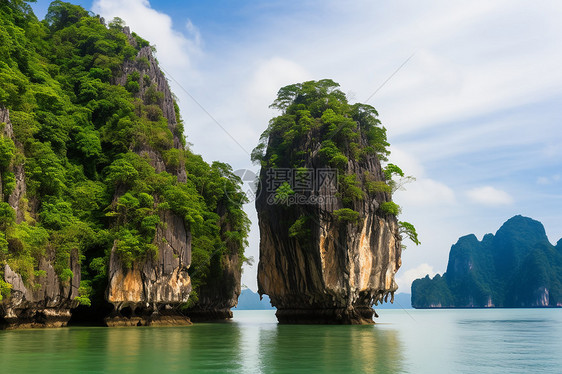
xmin=3 ymin=310 xmax=558 ymax=373
xmin=0 ymin=322 xmax=244 ymax=373
xmin=0 ymin=312 xmax=405 ymax=373
xmin=257 ymin=321 xmax=404 ymax=373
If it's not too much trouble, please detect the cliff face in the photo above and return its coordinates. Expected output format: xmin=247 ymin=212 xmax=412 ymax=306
xmin=412 ymin=215 xmax=562 ymax=308
xmin=255 ymin=80 xmax=402 ymax=324
xmin=185 ymin=203 xmax=242 ymax=321
xmin=105 ymin=210 xmax=192 ymax=326
xmin=1 ymin=255 xmax=80 ymax=329
xmin=1 ymin=108 xmax=80 ymax=329
xmin=0 ymin=3 xmax=248 ymax=327
xmin=104 ymin=30 xmax=192 ymax=326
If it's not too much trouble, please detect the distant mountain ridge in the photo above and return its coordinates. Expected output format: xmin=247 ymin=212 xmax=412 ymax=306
xmin=412 ymin=215 xmax=562 ymax=308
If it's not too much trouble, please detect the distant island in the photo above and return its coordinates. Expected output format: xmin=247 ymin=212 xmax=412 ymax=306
xmin=234 ymin=289 xmax=275 ymax=310
xmin=412 ymin=215 xmax=562 ymax=308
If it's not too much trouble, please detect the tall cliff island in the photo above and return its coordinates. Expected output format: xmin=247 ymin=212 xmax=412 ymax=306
xmin=412 ymin=215 xmax=562 ymax=308
xmin=0 ymin=1 xmax=249 ymax=329
xmin=253 ymin=80 xmax=418 ymax=324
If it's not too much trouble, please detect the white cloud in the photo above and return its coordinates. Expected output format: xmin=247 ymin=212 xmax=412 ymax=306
xmin=247 ymin=57 xmax=310 ymax=104
xmin=92 ymin=0 xmax=201 ymax=71
xmin=387 ymin=147 xmax=425 ymax=177
xmin=245 ymin=57 xmax=311 ymax=123
xmin=185 ymin=19 xmax=201 ymax=48
xmin=537 ymin=175 xmax=560 ymax=185
xmin=466 ymin=186 xmax=514 ymax=206
xmin=394 ymin=178 xmax=456 ymax=207
xmin=395 ymin=263 xmax=437 ymax=293
xmin=389 ymin=147 xmax=456 ymax=207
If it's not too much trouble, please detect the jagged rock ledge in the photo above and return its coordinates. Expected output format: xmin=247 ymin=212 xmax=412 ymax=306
xmin=104 ymin=307 xmax=191 ymax=327
xmin=1 ymin=253 xmax=80 ymax=330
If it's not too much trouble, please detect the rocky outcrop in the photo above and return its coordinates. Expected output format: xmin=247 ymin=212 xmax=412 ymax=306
xmin=412 ymin=215 xmax=562 ymax=308
xmin=105 ymin=210 xmax=192 ymax=326
xmin=104 ymin=32 xmax=192 ymax=325
xmin=1 ymin=107 xmax=81 ymax=329
xmin=256 ymin=117 xmax=402 ymax=324
xmin=1 ymin=253 xmax=80 ymax=329
xmin=1 ymin=107 xmax=27 ymax=223
xmin=185 ymin=250 xmax=241 ymax=322
xmin=185 ymin=207 xmax=242 ymax=321
xmin=117 ymin=27 xmax=187 ymax=177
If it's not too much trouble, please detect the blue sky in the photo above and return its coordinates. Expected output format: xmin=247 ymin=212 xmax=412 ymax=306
xmin=32 ymin=0 xmax=562 ymax=292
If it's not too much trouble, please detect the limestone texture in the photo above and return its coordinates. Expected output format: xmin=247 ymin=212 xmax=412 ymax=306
xmin=256 ymin=97 xmax=402 ymax=324
xmin=104 ymin=30 xmax=192 ymax=325
xmin=1 ymin=108 xmax=80 ymax=329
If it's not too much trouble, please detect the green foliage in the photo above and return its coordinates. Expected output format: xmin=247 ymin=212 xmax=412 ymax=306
xmin=0 ymin=136 xmax=16 ymax=170
xmin=333 ymin=208 xmax=360 ymax=223
xmin=330 ymin=153 xmax=348 ymax=169
xmin=379 ymin=201 xmax=401 ymax=216
xmin=143 ymin=74 xmax=151 ymax=86
xmin=136 ymin=56 xmax=150 ymax=70
xmin=39 ymin=200 xmax=75 ymax=230
xmin=288 ymin=215 xmax=310 ymax=238
xmin=383 ymin=163 xmax=404 ymax=180
xmin=59 ymin=268 xmax=73 ymax=282
xmin=45 ymin=0 xmax=89 ymax=31
xmin=399 ymin=221 xmax=421 ymax=246
xmin=34 ymin=269 xmax=46 ymax=278
xmin=339 ymin=174 xmax=364 ymax=206
xmin=144 ymin=85 xmax=164 ymax=105
xmin=253 ymin=79 xmax=390 ymax=168
xmin=105 ymin=158 xmax=139 ymax=187
xmin=125 ymin=80 xmax=140 ymax=93
xmin=108 ymin=17 xmax=125 ymax=30
xmin=274 ymin=181 xmax=294 ymax=204
xmin=366 ymin=180 xmax=391 ymax=194
xmin=0 ymin=277 xmax=12 ymax=301
xmin=0 ymin=202 xmax=15 ymax=230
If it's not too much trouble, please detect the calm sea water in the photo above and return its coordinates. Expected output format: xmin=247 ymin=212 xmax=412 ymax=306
xmin=1 ymin=309 xmax=561 ymax=373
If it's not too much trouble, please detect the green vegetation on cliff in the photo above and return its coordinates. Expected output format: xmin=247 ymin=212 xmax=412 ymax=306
xmin=412 ymin=215 xmax=562 ymax=308
xmin=0 ymin=1 xmax=248 ymax=310
xmin=251 ymin=79 xmax=418 ymax=245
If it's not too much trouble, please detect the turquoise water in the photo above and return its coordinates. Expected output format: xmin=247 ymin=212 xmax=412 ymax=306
xmin=1 ymin=309 xmax=561 ymax=373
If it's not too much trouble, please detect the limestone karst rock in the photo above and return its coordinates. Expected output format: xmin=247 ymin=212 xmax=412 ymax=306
xmin=412 ymin=215 xmax=562 ymax=308
xmin=254 ymin=80 xmax=402 ymax=324
xmin=103 ymin=29 xmax=192 ymax=326
xmin=0 ymin=4 xmax=248 ymax=328
xmin=0 ymin=107 xmax=80 ymax=329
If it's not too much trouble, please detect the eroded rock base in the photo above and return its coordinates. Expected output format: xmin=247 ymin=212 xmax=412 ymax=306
xmin=185 ymin=308 xmax=233 ymax=322
xmin=104 ymin=305 xmax=191 ymax=327
xmin=275 ymin=307 xmax=376 ymax=325
xmin=0 ymin=308 xmax=72 ymax=330
xmin=104 ymin=314 xmax=192 ymax=327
